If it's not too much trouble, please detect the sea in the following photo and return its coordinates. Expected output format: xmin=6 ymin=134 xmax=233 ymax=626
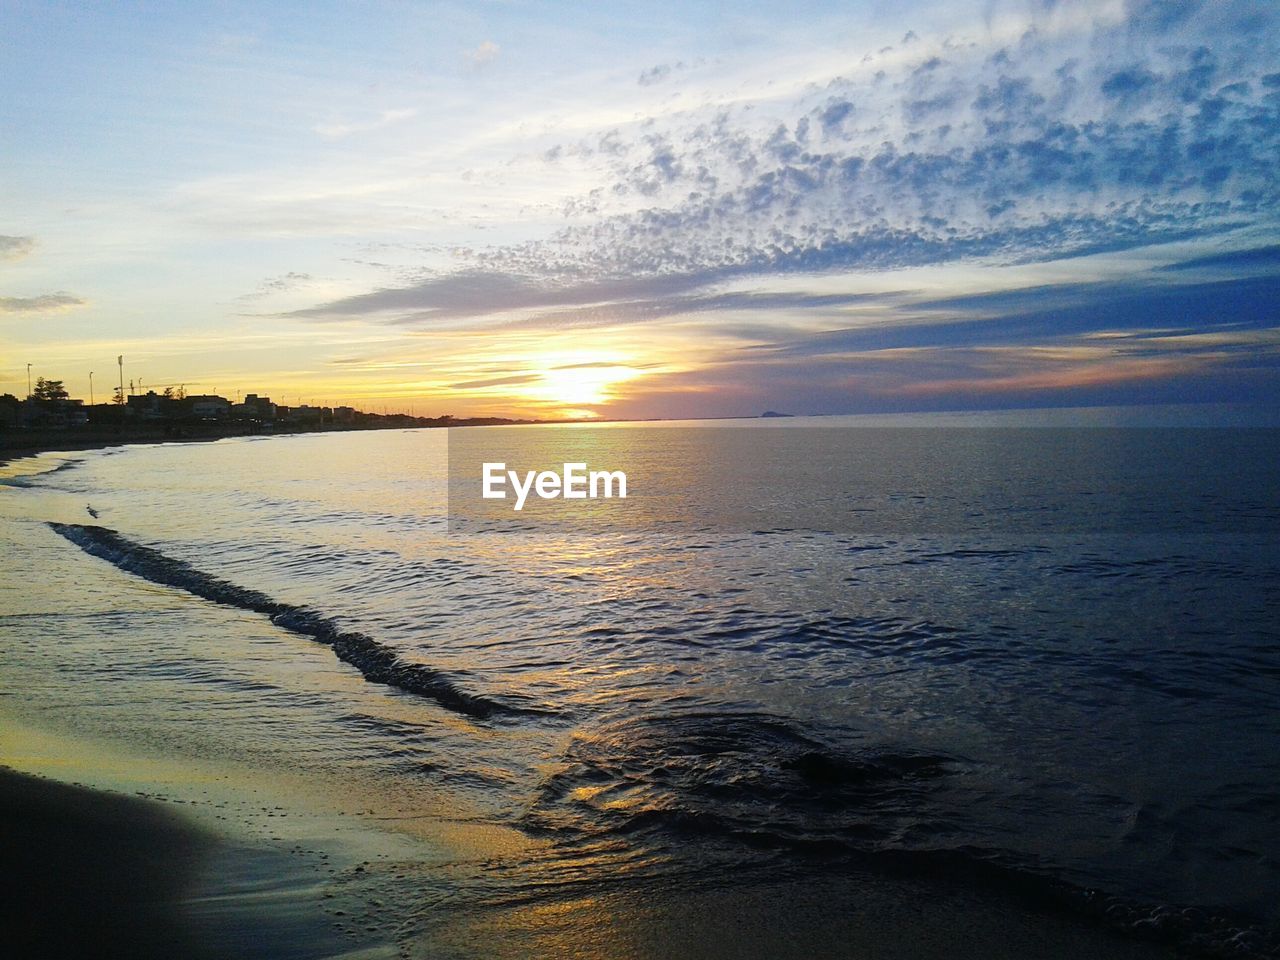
xmin=2 ymin=418 xmax=1278 ymax=959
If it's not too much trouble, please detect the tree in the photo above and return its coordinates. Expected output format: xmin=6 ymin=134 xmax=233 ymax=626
xmin=31 ymin=377 xmax=69 ymax=401
xmin=112 ymin=386 xmax=125 ymax=405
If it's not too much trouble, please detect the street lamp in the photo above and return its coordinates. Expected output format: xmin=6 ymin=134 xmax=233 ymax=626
xmin=26 ymin=362 xmax=32 ymax=399
xmin=90 ymin=371 xmax=94 ymax=407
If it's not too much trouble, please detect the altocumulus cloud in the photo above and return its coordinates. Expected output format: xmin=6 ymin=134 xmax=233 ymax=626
xmin=295 ymin=0 xmax=1280 ymax=331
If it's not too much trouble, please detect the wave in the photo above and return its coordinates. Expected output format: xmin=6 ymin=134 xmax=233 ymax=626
xmin=524 ymin=708 xmax=1279 ymax=959
xmin=524 ymin=710 xmax=965 ymax=852
xmin=0 ymin=456 xmax=85 ymax=486
xmin=48 ymin=522 xmax=542 ymax=721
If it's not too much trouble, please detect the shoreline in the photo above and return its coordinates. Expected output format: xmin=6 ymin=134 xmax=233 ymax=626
xmin=0 ymin=409 xmax=639 ymax=467
xmin=0 ymin=422 xmax=490 ymax=471
xmin=0 ymin=711 xmax=1194 ymax=960
xmin=0 ymin=713 xmax=405 ymax=960
xmin=0 ymin=767 xmax=1178 ymax=960
xmin=0 ymin=765 xmax=399 ymax=960
xmin=0 ymin=417 xmax=542 ymax=464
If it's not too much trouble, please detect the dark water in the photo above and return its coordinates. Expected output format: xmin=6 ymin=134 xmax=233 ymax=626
xmin=2 ymin=423 xmax=1278 ymax=958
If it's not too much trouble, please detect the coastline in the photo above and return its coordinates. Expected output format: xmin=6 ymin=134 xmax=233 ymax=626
xmin=0 ymin=764 xmax=1177 ymax=960
xmin=0 ymin=416 xmax=539 ymax=464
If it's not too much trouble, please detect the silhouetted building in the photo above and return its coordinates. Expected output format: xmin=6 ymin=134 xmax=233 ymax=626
xmin=232 ymin=393 xmax=276 ymax=420
xmin=0 ymin=393 xmax=20 ymax=429
xmin=126 ymin=390 xmax=176 ymax=419
xmin=288 ymin=404 xmax=324 ymax=424
xmin=187 ymin=395 xmax=230 ymax=418
xmin=21 ymin=397 xmax=86 ymax=429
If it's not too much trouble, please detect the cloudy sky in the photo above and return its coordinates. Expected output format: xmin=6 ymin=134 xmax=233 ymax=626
xmin=3 ymin=0 xmax=1278 ymax=419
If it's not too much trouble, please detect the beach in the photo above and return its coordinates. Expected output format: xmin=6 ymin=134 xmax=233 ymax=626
xmin=0 ymin=712 xmax=408 ymax=960
xmin=0 ymin=758 xmax=1174 ymax=960
xmin=0 ymin=766 xmax=212 ymax=959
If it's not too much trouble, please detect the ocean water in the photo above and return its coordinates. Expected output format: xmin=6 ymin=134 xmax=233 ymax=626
xmin=2 ymin=423 xmax=1278 ymax=959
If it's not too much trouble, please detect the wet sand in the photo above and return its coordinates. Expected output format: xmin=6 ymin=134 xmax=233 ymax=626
xmin=0 ymin=763 xmax=408 ymax=960
xmin=0 ymin=759 xmax=1185 ymax=960
xmin=0 ymin=766 xmax=215 ymax=959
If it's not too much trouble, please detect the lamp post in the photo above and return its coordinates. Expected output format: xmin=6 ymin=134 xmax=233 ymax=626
xmin=90 ymin=371 xmax=94 ymax=407
xmin=26 ymin=363 xmax=32 ymax=399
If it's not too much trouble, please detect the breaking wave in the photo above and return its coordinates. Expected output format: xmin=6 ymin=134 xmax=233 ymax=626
xmin=48 ymin=522 xmax=544 ymax=721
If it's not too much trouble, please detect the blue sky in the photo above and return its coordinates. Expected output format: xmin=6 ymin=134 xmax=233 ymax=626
xmin=2 ymin=0 xmax=1278 ymax=418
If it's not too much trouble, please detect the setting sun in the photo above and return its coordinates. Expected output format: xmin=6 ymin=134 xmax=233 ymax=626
xmin=508 ymin=353 xmax=648 ymax=415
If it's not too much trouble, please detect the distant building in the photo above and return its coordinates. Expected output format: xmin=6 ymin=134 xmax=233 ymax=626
xmin=232 ymin=393 xmax=275 ymax=420
xmin=333 ymin=406 xmax=355 ymax=423
xmin=21 ymin=397 xmax=86 ymax=429
xmin=126 ymin=390 xmax=172 ymax=419
xmin=187 ymin=395 xmax=230 ymax=418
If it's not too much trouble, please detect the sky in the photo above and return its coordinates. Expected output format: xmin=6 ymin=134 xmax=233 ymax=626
xmin=2 ymin=0 xmax=1279 ymax=420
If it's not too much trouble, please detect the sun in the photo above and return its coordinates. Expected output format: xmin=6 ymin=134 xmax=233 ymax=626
xmin=519 ymin=354 xmax=646 ymax=412
xmin=539 ymin=366 xmax=622 ymax=406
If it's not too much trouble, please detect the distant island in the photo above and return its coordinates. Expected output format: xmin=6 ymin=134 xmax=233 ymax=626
xmin=759 ymin=411 xmax=795 ymax=418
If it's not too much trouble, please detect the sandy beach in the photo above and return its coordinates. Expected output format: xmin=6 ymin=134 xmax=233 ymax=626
xmin=0 ymin=713 xmax=404 ymax=960
xmin=0 ymin=761 xmax=406 ymax=960
xmin=1 ymin=761 xmax=1177 ymax=960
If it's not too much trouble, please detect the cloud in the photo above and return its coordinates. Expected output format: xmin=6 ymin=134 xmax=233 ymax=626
xmin=314 ymin=109 xmax=415 ymax=139
xmin=551 ymin=360 xmax=656 ymax=371
xmin=748 ymin=274 xmax=1280 ymax=360
xmin=639 ymin=61 xmax=689 ymax=86
xmin=638 ymin=64 xmax=672 ymax=86
xmin=0 ymin=293 xmax=85 ymax=313
xmin=0 ymin=236 xmax=35 ymax=261
xmin=292 ymin=263 xmax=909 ymax=330
xmin=1099 ymin=66 xmax=1159 ymax=101
xmin=468 ymin=40 xmax=500 ymax=66
xmin=499 ymin=290 xmax=904 ymax=332
xmin=288 ymin=8 xmax=1264 ymax=341
xmin=1159 ymin=244 xmax=1280 ymax=273
xmin=464 ymin=4 xmax=1276 ymax=289
xmin=276 ymin=1 xmax=1280 ymax=415
xmin=290 ymin=269 xmax=724 ymax=324
xmin=238 ymin=271 xmax=314 ymax=302
xmin=449 ymin=373 xmax=540 ymax=390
